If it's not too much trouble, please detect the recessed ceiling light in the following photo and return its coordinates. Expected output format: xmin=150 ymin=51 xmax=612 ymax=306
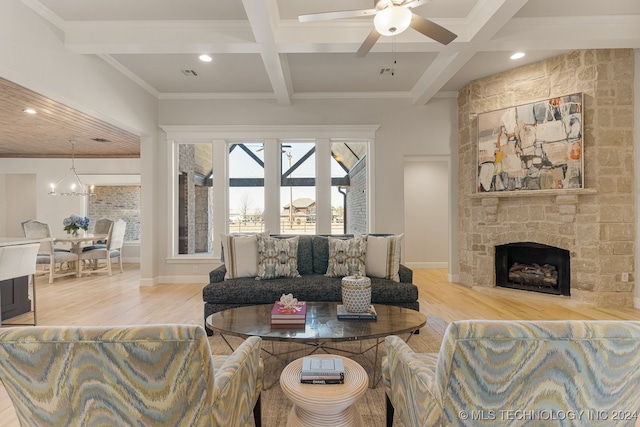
xmin=22 ymin=108 xmax=37 ymax=114
xmin=199 ymin=54 xmax=212 ymax=62
xmin=510 ymin=52 xmax=525 ymax=60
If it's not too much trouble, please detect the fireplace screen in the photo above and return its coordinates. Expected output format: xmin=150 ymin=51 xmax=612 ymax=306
xmin=495 ymin=242 xmax=570 ymax=296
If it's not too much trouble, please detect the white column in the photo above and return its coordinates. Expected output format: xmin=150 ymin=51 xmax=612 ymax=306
xmin=212 ymin=140 xmax=227 ymax=259
xmin=264 ymin=139 xmax=281 ymax=234
xmin=315 ymin=139 xmax=332 ymax=234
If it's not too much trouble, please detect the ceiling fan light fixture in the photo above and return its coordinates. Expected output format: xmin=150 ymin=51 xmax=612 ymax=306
xmin=374 ymin=6 xmax=412 ymax=36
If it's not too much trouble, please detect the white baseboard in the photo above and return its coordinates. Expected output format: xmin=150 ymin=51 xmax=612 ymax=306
xmin=448 ymin=273 xmax=460 ymax=283
xmin=156 ymin=275 xmax=210 ymax=284
xmin=404 ymin=262 xmax=449 ymax=269
xmin=139 ymin=277 xmax=159 ymax=287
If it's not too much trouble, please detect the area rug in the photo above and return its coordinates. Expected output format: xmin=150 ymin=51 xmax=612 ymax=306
xmin=207 ymin=315 xmax=448 ymax=427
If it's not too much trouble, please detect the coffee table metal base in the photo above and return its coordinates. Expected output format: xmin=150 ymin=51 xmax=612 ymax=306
xmin=216 ymin=331 xmax=418 ymax=389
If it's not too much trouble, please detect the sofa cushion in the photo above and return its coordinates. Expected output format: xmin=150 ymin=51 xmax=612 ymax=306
xmin=362 ymin=233 xmax=404 ymax=282
xmin=325 ymin=236 xmax=366 ymax=277
xmin=270 ymin=234 xmax=313 ymax=275
xmin=256 ymin=235 xmax=301 ymax=279
xmin=312 ymin=236 xmax=330 ymax=274
xmin=220 ymin=233 xmax=260 ymax=279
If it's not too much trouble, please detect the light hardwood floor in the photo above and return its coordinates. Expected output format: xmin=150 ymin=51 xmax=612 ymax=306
xmin=1 ymin=265 xmax=639 ymax=425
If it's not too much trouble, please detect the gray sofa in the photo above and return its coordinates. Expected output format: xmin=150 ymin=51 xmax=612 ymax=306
xmin=203 ymin=234 xmax=419 ymax=335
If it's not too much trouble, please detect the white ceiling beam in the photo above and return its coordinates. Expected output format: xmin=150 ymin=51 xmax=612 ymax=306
xmin=63 ymin=21 xmax=258 ymax=54
xmin=411 ymin=0 xmax=530 ymax=105
xmin=242 ymin=0 xmax=292 ymax=106
xmin=411 ymin=50 xmax=473 ymax=105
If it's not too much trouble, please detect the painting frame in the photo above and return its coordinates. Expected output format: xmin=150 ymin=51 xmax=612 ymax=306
xmin=476 ymin=93 xmax=583 ymax=193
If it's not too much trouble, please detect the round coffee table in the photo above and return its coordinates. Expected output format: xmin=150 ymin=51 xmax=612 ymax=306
xmin=206 ymin=302 xmax=426 ymax=387
xmin=280 ymin=355 xmax=368 ymax=427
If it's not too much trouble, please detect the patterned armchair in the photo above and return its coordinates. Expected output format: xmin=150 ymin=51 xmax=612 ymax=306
xmin=383 ymin=320 xmax=640 ymax=427
xmin=0 ymin=325 xmax=263 ymax=427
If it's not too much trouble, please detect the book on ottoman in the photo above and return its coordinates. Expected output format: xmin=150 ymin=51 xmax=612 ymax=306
xmin=270 ymin=300 xmax=307 ymax=325
xmin=300 ymin=357 xmax=345 ymax=384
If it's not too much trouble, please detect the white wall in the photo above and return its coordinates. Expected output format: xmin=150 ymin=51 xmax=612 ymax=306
xmin=2 ymin=174 xmax=36 ymax=237
xmin=403 ymin=157 xmax=449 ymax=268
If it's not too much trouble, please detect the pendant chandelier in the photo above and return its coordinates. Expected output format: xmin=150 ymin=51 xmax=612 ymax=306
xmin=48 ymin=140 xmax=95 ymax=196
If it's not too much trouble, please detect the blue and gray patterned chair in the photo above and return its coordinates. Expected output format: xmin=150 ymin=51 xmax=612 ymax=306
xmin=383 ymin=320 xmax=640 ymax=427
xmin=0 ymin=324 xmax=263 ymax=427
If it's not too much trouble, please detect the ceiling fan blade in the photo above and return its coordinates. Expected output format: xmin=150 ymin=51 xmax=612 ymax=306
xmin=298 ymin=8 xmax=376 ymax=23
xmin=404 ymin=0 xmax=429 ymax=8
xmin=355 ymin=28 xmax=381 ymax=57
xmin=410 ymin=14 xmax=457 ymax=45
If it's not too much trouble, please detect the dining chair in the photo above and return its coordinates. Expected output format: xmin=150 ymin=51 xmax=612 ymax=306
xmin=21 ymin=219 xmax=79 ymax=284
xmin=78 ymin=219 xmax=126 ymax=276
xmin=0 ymin=325 xmax=263 ymax=427
xmin=91 ymin=218 xmax=114 ymax=247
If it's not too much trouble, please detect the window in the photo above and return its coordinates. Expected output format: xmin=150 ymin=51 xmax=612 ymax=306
xmin=177 ymin=143 xmax=213 ymax=254
xmin=228 ymin=142 xmax=265 ymax=234
xmin=281 ymin=141 xmax=316 ymax=234
xmin=165 ymin=124 xmax=376 ymax=259
xmin=331 ymin=141 xmax=368 ymax=234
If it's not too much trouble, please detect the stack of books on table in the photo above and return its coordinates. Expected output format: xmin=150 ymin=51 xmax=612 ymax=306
xmin=270 ymin=300 xmax=307 ymax=326
xmin=336 ymin=304 xmax=378 ymax=321
xmin=300 ymin=357 xmax=345 ymax=384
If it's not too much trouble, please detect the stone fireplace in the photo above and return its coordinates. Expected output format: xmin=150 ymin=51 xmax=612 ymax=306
xmin=457 ymin=49 xmax=636 ymax=307
xmin=495 ymin=242 xmax=570 ymax=296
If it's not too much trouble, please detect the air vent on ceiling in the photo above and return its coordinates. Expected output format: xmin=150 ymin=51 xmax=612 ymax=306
xmin=91 ymin=138 xmax=110 ymax=143
xmin=181 ymin=69 xmax=199 ymax=77
xmin=379 ymin=67 xmax=396 ymax=76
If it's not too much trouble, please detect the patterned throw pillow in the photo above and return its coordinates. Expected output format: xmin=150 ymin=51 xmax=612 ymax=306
xmin=362 ymin=233 xmax=404 ymax=282
xmin=325 ymin=236 xmax=366 ymax=277
xmin=220 ymin=231 xmax=268 ymax=279
xmin=256 ymin=235 xmax=301 ymax=279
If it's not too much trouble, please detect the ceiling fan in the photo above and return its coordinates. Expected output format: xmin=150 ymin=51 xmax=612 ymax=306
xmin=298 ymin=0 xmax=457 ymax=57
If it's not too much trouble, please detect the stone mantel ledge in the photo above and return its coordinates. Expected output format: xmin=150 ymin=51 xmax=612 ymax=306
xmin=471 ymin=189 xmax=598 ymax=223
xmin=470 ymin=188 xmax=598 ymax=199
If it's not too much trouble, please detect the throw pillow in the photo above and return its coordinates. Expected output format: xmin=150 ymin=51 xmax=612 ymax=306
xmin=361 ymin=233 xmax=404 ymax=282
xmin=325 ymin=236 xmax=366 ymax=277
xmin=256 ymin=235 xmax=301 ymax=279
xmin=220 ymin=231 xmax=268 ymax=279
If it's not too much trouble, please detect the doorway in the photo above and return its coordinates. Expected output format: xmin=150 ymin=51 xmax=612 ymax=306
xmin=403 ymin=157 xmax=449 ymax=268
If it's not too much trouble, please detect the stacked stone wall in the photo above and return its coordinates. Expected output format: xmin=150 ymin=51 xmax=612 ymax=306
xmin=87 ymin=186 xmax=141 ymax=242
xmin=458 ymin=49 xmax=635 ymax=307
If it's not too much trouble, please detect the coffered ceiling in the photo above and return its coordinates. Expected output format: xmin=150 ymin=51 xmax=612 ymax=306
xmin=2 ymin=0 xmax=640 ymax=158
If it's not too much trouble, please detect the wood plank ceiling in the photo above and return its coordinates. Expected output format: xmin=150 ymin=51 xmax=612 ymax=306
xmin=0 ymin=77 xmax=139 ymax=158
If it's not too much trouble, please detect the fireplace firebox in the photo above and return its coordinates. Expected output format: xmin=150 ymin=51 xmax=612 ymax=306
xmin=495 ymin=242 xmax=570 ymax=296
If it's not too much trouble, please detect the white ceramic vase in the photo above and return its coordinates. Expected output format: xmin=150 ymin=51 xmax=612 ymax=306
xmin=341 ymin=275 xmax=371 ymax=313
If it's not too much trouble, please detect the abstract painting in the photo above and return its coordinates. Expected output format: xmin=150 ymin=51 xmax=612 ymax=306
xmin=477 ymin=93 xmax=583 ymax=192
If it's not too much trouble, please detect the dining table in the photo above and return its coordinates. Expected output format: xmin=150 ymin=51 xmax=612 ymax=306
xmin=55 ymin=233 xmax=109 ymax=254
